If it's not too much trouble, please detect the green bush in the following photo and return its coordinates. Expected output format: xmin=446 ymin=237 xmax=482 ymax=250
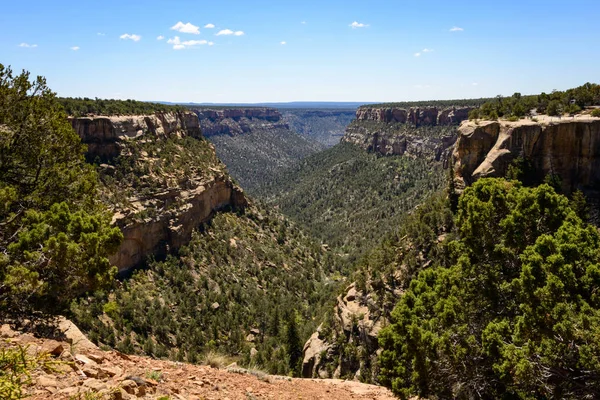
xmin=468 ymin=109 xmax=480 ymax=120
xmin=591 ymin=108 xmax=600 ymax=117
xmin=547 ymin=99 xmax=562 ymax=116
xmin=0 ymin=345 xmax=51 ymax=399
xmin=379 ymin=178 xmax=600 ymax=399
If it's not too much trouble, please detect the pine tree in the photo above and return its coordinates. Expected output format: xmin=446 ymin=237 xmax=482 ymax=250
xmin=285 ymin=311 xmax=302 ymax=376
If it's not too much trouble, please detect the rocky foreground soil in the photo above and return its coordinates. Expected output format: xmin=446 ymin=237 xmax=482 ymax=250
xmin=2 ymin=322 xmax=395 ymax=400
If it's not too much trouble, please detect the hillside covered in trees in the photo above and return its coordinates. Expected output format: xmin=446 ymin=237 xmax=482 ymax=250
xmin=255 ymin=142 xmax=446 ymax=262
xmin=72 ymin=204 xmax=346 ymax=376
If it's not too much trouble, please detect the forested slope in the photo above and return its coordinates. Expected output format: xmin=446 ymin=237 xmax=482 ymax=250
xmin=256 ymin=142 xmax=445 ymax=262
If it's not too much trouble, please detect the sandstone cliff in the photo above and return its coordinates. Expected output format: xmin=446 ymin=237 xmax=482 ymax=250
xmin=109 ymin=177 xmax=246 ymax=272
xmin=354 ymin=105 xmax=472 ymax=126
xmin=342 ymin=106 xmax=473 ymax=159
xmin=70 ymin=111 xmax=201 ymax=161
xmin=453 ymin=115 xmax=600 ymax=194
xmin=193 ymin=107 xmax=288 ymax=136
xmin=70 ymin=111 xmax=247 ymax=272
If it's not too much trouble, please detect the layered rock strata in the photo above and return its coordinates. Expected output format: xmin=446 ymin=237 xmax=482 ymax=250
xmin=355 ymin=106 xmax=472 ymax=126
xmin=342 ymin=106 xmax=473 ymax=158
xmin=109 ymin=178 xmax=246 ymax=272
xmin=70 ymin=111 xmax=201 ymax=161
xmin=193 ymin=108 xmax=288 ymax=136
xmin=453 ymin=115 xmax=600 ymax=194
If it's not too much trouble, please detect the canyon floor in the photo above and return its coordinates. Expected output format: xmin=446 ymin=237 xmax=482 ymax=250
xmin=3 ymin=323 xmax=395 ymax=400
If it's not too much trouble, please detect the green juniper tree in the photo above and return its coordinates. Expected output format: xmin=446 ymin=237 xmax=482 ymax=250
xmin=379 ymin=178 xmax=600 ymax=399
xmin=0 ymin=65 xmax=122 ymax=324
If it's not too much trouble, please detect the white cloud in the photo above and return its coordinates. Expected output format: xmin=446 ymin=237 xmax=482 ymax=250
xmin=70 ymin=46 xmax=80 ymax=51
xmin=415 ymin=48 xmax=433 ymax=57
xmin=157 ymin=35 xmax=164 ymax=40
xmin=450 ymin=26 xmax=464 ymax=32
xmin=350 ymin=21 xmax=369 ymax=28
xmin=216 ymin=29 xmax=244 ymax=36
xmin=171 ymin=21 xmax=200 ymax=34
xmin=183 ymin=39 xmax=208 ymax=46
xmin=204 ymin=23 xmax=215 ymax=29
xmin=97 ymin=32 xmax=105 ymax=36
xmin=301 ymin=21 xmax=306 ymax=24
xmin=208 ymin=41 xmax=214 ymax=46
xmin=472 ymin=82 xmax=479 ymax=86
xmin=281 ymin=41 xmax=286 ymax=45
xmin=18 ymin=43 xmax=37 ymax=48
xmin=120 ymin=33 xmax=141 ymax=41
xmin=167 ymin=36 xmax=211 ymax=50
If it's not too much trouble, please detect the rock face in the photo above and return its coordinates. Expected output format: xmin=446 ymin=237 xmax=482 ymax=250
xmin=453 ymin=115 xmax=600 ymax=194
xmin=70 ymin=111 xmax=247 ymax=272
xmin=343 ymin=106 xmax=473 ymax=159
xmin=302 ymin=284 xmax=389 ymax=381
xmin=110 ymin=178 xmax=246 ymax=272
xmin=193 ymin=107 xmax=288 ymax=136
xmin=354 ymin=106 xmax=473 ymax=126
xmin=70 ymin=111 xmax=201 ymax=161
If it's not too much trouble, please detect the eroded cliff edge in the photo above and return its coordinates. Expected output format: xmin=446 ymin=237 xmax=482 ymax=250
xmin=70 ymin=111 xmax=247 ymax=272
xmin=453 ymin=115 xmax=600 ymax=195
xmin=193 ymin=107 xmax=287 ymax=136
xmin=71 ymin=111 xmax=201 ymax=161
xmin=342 ymin=106 xmax=473 ymax=159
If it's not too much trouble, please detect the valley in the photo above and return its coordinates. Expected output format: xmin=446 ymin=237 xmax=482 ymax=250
xmin=192 ymin=107 xmax=324 ymax=193
xmin=3 ymin=63 xmax=600 ymax=400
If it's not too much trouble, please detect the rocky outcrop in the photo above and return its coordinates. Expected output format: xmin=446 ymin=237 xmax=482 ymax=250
xmin=343 ymin=106 xmax=473 ymax=159
xmin=110 ymin=178 xmax=246 ymax=272
xmin=355 ymin=106 xmax=473 ymax=126
xmin=302 ymin=284 xmax=389 ymax=381
xmin=193 ymin=108 xmax=289 ymax=136
xmin=70 ymin=111 xmax=201 ymax=160
xmin=343 ymin=124 xmax=457 ymax=160
xmin=453 ymin=115 xmax=600 ymax=194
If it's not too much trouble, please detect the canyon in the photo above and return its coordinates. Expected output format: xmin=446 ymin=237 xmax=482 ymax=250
xmin=281 ymin=109 xmax=356 ymax=147
xmin=301 ymin=113 xmax=600 ymax=383
xmin=192 ymin=107 xmax=324 ymax=193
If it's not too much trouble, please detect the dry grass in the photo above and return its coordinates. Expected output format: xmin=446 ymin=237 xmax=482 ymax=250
xmin=200 ymin=350 xmax=234 ymax=369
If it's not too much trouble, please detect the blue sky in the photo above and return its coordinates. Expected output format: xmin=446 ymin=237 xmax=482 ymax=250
xmin=1 ymin=0 xmax=599 ymax=103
